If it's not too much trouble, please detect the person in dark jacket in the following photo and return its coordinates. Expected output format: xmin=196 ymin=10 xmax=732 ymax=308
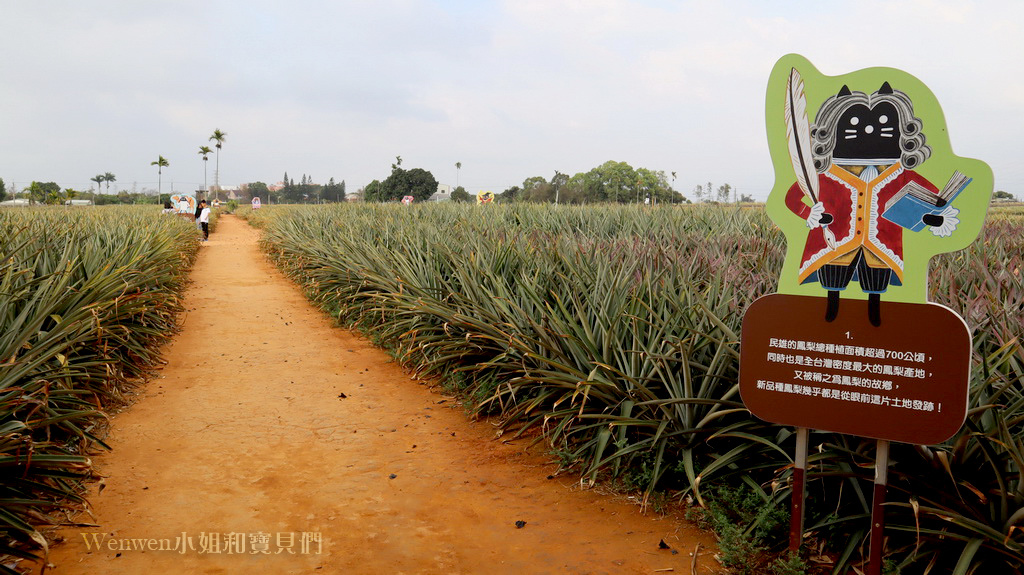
xmin=194 ymin=198 xmax=203 ymax=230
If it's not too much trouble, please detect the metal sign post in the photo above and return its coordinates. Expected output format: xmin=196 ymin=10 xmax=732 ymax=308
xmin=869 ymin=440 xmax=890 ymax=575
xmin=790 ymin=427 xmax=809 ymax=552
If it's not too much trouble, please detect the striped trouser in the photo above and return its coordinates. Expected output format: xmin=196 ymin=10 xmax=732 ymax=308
xmin=818 ymin=247 xmax=891 ymax=294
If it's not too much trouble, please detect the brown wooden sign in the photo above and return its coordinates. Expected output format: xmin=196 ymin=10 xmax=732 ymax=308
xmin=740 ymin=293 xmax=970 ymax=445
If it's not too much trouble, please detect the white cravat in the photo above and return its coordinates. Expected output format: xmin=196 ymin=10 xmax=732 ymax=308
xmin=859 ymin=165 xmax=879 ymax=182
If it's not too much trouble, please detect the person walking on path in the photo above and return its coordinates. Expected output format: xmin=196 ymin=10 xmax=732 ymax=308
xmin=198 ymin=200 xmax=211 ymax=241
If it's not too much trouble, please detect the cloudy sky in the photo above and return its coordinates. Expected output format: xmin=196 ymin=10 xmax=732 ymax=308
xmin=2 ymin=1 xmax=1021 ymax=200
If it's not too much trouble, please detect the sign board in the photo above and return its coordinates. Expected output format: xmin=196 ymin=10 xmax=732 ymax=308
xmin=401 ymin=195 xmax=414 ymax=205
xmin=742 ymin=295 xmax=970 ymax=444
xmin=252 ymin=197 xmax=262 ymax=210
xmin=477 ymin=191 xmax=495 ymax=204
xmin=739 ymin=54 xmax=992 ymax=445
xmin=170 ymin=194 xmax=196 ymax=215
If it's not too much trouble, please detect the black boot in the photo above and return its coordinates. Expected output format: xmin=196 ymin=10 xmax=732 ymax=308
xmin=825 ymin=290 xmax=840 ymax=322
xmin=868 ymin=293 xmax=881 ymax=327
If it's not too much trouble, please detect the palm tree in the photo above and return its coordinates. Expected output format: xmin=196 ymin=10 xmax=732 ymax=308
xmin=198 ymin=146 xmax=212 ymax=198
xmin=90 ymin=174 xmax=104 ymax=203
xmin=455 ymin=161 xmax=462 ymax=188
xmin=209 ymin=129 xmax=226 ymax=201
xmin=151 ymin=156 xmax=169 ymax=196
xmin=103 ymin=172 xmax=116 ymax=194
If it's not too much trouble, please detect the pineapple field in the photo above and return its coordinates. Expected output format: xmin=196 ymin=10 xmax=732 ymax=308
xmin=242 ymin=202 xmax=1023 ymax=574
xmin=10 ymin=211 xmax=719 ymax=575
xmin=1 ymin=203 xmax=1020 ymax=574
xmin=0 ymin=207 xmax=198 ymax=566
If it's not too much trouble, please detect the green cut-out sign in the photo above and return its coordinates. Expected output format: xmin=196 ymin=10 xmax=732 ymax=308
xmin=765 ymin=54 xmax=992 ymax=306
xmin=741 ymin=54 xmax=992 ymax=445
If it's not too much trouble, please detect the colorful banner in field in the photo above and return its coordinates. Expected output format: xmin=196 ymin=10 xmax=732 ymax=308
xmin=739 ymin=54 xmax=992 ymax=445
xmin=171 ymin=194 xmax=196 ymax=215
xmin=477 ymin=191 xmax=494 ymax=204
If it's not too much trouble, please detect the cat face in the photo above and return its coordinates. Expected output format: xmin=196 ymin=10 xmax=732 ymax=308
xmin=831 ymin=100 xmax=902 ymax=162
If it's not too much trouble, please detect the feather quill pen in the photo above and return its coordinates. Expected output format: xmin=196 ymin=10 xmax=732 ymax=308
xmin=785 ymin=67 xmax=836 ymax=250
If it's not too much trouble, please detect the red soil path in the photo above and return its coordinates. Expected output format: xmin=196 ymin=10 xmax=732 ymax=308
xmin=37 ymin=215 xmax=721 ymax=575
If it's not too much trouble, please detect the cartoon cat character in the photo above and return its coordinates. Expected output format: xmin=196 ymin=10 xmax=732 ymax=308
xmin=785 ymin=82 xmax=960 ymax=326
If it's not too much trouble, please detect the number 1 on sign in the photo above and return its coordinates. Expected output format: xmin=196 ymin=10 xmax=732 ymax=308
xmin=845 ymin=331 xmax=852 ymax=340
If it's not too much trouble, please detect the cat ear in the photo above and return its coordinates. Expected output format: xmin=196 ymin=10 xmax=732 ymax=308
xmin=878 ymin=82 xmax=894 ymax=94
xmin=837 ymin=85 xmax=852 ymax=97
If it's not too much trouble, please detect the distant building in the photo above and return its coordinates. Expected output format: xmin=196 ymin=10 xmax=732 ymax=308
xmin=430 ymin=184 xmax=452 ymax=202
xmin=0 ymin=198 xmax=31 ymax=206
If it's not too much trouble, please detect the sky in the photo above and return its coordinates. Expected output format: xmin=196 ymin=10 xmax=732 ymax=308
xmin=2 ymin=0 xmax=1022 ymax=201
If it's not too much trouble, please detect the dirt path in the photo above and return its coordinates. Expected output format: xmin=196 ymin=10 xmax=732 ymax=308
xmin=39 ymin=215 xmax=720 ymax=575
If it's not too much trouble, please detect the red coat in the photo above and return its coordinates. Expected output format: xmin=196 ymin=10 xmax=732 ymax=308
xmin=785 ymin=163 xmax=939 ymax=284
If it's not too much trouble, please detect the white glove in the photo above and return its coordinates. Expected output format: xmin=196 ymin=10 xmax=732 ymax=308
xmin=806 ymin=202 xmax=826 ymax=229
xmin=930 ymin=206 xmax=960 ymax=237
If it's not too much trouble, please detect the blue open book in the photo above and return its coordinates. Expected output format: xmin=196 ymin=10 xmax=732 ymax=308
xmin=881 ymin=171 xmax=972 ymax=231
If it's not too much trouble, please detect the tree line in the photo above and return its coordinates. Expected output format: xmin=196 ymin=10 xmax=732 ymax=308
xmin=446 ymin=161 xmax=754 ymax=205
xmin=241 ymin=173 xmax=347 ymax=204
xmin=493 ymin=161 xmax=682 ymax=204
xmin=0 ymin=181 xmax=86 ymax=205
xmin=357 ymin=159 xmax=694 ymax=205
xmin=0 ymin=178 xmax=167 ymax=205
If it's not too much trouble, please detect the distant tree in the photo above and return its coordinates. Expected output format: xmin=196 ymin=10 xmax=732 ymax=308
xmin=0 ymin=177 xmax=5 ymax=201
xmin=450 ymin=186 xmax=471 ymax=203
xmin=993 ymin=190 xmax=1016 ymax=201
xmin=498 ymin=185 xmax=521 ymax=203
xmin=362 ymin=180 xmax=384 ymax=202
xmin=593 ymin=161 xmax=635 ymax=203
xmin=634 ymin=167 xmax=682 ymax=204
xmin=387 ymin=167 xmax=437 ymax=202
xmin=296 ymin=174 xmax=321 ymax=203
xmin=151 ymin=155 xmax=169 ymax=196
xmin=716 ymin=183 xmax=732 ymax=203
xmin=103 ymin=172 xmax=116 ymax=194
xmin=365 ymin=161 xmax=437 ymax=203
xmin=535 ymin=161 xmax=681 ymax=205
xmin=693 ymin=185 xmax=704 ymax=202
xmin=280 ymin=179 xmax=300 ymax=203
xmin=198 ymin=146 xmax=213 ymax=193
xmin=520 ymin=176 xmax=554 ymax=203
xmin=28 ymin=181 xmax=61 ymax=205
xmin=551 ymin=170 xmax=568 ymax=204
xmin=455 ymin=161 xmax=462 ymax=187
xmin=91 ymin=174 xmax=105 ymax=196
xmin=245 ymin=181 xmax=270 ymax=203
xmin=322 ymin=178 xmax=346 ymax=202
xmin=91 ymin=192 xmax=160 ymax=205
xmin=209 ymin=129 xmax=226 ymax=200
xmin=522 ymin=176 xmax=547 ymax=192
xmin=568 ymin=170 xmax=604 ymax=203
